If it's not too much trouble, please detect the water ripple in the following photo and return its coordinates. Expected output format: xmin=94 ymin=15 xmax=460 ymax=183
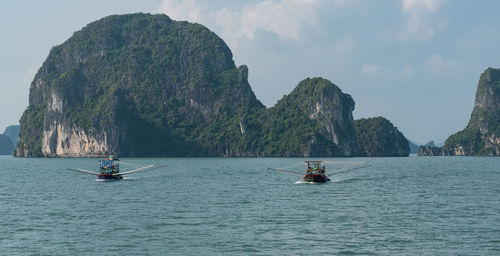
xmin=0 ymin=157 xmax=499 ymax=255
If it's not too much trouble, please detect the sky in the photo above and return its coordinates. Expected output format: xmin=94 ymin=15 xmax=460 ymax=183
xmin=1 ymin=0 xmax=500 ymax=144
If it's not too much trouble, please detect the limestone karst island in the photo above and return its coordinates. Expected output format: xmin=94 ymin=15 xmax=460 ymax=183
xmin=418 ymin=68 xmax=500 ymax=156
xmin=16 ymin=13 xmax=410 ymax=157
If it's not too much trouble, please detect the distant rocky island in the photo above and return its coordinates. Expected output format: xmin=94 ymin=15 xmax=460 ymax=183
xmin=4 ymin=125 xmax=19 ymax=146
xmin=355 ymin=117 xmax=409 ymax=156
xmin=0 ymin=125 xmax=19 ymax=155
xmin=408 ymin=140 xmax=419 ymax=154
xmin=0 ymin=134 xmax=14 ymax=155
xmin=419 ymin=68 xmax=500 ymax=156
xmin=16 ymin=13 xmax=409 ymax=157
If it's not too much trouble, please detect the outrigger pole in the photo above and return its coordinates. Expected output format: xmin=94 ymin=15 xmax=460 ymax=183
xmin=114 ymin=164 xmax=167 ymax=176
xmin=68 ymin=168 xmax=100 ymax=175
xmin=326 ymin=162 xmax=370 ymax=176
xmin=267 ymin=168 xmax=303 ymax=176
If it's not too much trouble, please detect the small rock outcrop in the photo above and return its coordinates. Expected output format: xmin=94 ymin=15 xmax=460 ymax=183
xmin=417 ymin=146 xmax=443 ymax=156
xmin=424 ymin=141 xmax=435 ymax=147
xmin=354 ymin=117 xmax=409 ymax=157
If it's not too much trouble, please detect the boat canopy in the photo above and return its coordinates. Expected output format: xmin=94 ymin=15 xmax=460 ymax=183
xmin=99 ymin=158 xmax=119 ymax=174
xmin=305 ymin=161 xmax=325 ymax=170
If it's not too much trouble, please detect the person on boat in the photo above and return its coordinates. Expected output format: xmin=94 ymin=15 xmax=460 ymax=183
xmin=312 ymin=167 xmax=318 ymax=175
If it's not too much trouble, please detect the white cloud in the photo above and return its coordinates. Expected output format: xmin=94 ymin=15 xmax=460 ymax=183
xmin=214 ymin=0 xmax=322 ymax=48
xmin=361 ymin=64 xmax=381 ymax=76
xmin=157 ymin=0 xmax=204 ymax=23
xmin=157 ymin=0 xmax=328 ymax=50
xmin=399 ymin=0 xmax=447 ymax=42
xmin=426 ymin=54 xmax=455 ymax=73
xmin=402 ymin=0 xmax=446 ymax=12
xmin=401 ymin=65 xmax=414 ymax=76
xmin=331 ymin=36 xmax=355 ymax=55
xmin=325 ymin=0 xmax=356 ymax=8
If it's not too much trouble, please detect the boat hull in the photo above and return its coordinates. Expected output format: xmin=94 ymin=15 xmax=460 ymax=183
xmin=302 ymin=174 xmax=330 ymax=183
xmin=96 ymin=174 xmax=123 ymax=182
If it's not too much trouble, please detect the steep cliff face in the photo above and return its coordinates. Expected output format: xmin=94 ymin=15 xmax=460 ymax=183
xmin=418 ymin=68 xmax=500 ymax=156
xmin=38 ymin=89 xmax=116 ymax=157
xmin=17 ymin=13 xmax=408 ymax=157
xmin=354 ymin=117 xmax=409 ymax=157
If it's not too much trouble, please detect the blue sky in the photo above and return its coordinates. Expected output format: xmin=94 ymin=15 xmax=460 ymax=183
xmin=1 ymin=0 xmax=499 ymax=144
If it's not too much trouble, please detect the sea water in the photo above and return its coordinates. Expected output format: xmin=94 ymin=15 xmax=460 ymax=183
xmin=0 ymin=156 xmax=499 ymax=255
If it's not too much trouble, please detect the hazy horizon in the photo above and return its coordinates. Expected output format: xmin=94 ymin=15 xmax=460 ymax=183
xmin=2 ymin=0 xmax=500 ymax=144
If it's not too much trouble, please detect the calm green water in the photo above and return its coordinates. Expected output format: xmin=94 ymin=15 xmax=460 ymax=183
xmin=0 ymin=156 xmax=499 ymax=255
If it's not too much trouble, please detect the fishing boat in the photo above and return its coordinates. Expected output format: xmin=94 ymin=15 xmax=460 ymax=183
xmin=268 ymin=160 xmax=369 ymax=184
xmin=68 ymin=155 xmax=161 ymax=182
xmin=97 ymin=155 xmax=123 ymax=181
xmin=302 ymin=161 xmax=330 ymax=183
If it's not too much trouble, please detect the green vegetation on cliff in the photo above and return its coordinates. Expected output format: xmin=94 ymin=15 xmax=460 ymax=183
xmin=444 ymin=129 xmax=483 ymax=152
